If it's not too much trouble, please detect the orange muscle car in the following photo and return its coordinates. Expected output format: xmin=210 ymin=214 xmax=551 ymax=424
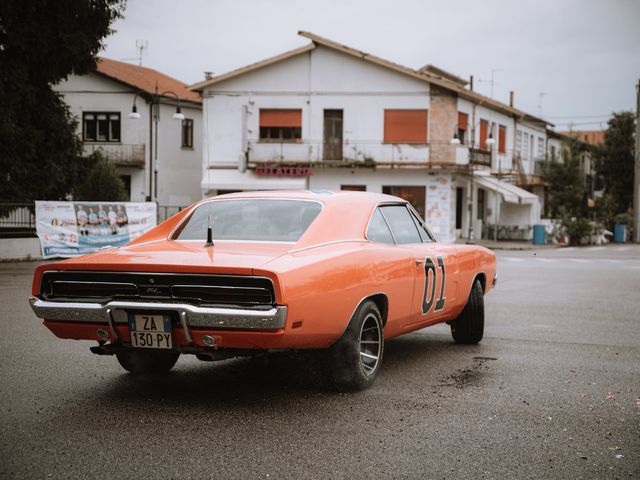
xmin=30 ymin=191 xmax=496 ymax=390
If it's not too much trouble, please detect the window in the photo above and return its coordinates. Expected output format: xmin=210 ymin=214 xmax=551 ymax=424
xmin=379 ymin=205 xmax=422 ymax=244
xmin=383 ymin=110 xmax=428 ymax=144
xmin=498 ymin=125 xmax=507 ymax=154
xmin=522 ymin=132 xmax=530 ymax=161
xmin=537 ymin=137 xmax=545 ymax=160
xmin=83 ymin=112 xmax=120 ymax=142
xmin=259 ymin=109 xmax=302 ymax=142
xmin=382 ymin=186 xmax=426 ymax=219
xmin=550 ymin=145 xmax=557 ymax=161
xmin=455 ymin=187 xmax=463 ymax=229
xmin=408 ymin=208 xmax=434 ymax=242
xmin=366 ymin=209 xmax=394 ymax=244
xmin=457 ymin=112 xmax=468 ymax=144
xmin=479 ymin=119 xmax=489 ymax=150
xmin=176 ymin=199 xmax=321 ymax=242
xmin=515 ymin=129 xmax=522 ymax=154
xmin=477 ymin=188 xmax=485 ymax=220
xmin=340 ymin=185 xmax=366 ymax=191
xmin=181 ymin=119 xmax=193 ymax=148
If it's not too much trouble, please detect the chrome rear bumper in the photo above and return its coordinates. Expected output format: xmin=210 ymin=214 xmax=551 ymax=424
xmin=28 ymin=297 xmax=287 ymax=331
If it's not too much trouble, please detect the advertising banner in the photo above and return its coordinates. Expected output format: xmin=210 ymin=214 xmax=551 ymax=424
xmin=35 ymin=201 xmax=157 ymax=259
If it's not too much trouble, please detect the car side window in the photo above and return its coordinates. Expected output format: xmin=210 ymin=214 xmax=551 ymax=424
xmin=380 ymin=205 xmax=422 ymax=244
xmin=409 ymin=209 xmax=434 ymax=243
xmin=366 ymin=208 xmax=395 ymax=244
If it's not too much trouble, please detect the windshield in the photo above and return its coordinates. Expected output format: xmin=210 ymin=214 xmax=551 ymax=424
xmin=175 ymin=199 xmax=323 ymax=242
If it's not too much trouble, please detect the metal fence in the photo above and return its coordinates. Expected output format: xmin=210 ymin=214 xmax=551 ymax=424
xmin=157 ymin=205 xmax=186 ymax=222
xmin=0 ymin=203 xmax=36 ymax=238
xmin=0 ymin=203 xmax=188 ymax=238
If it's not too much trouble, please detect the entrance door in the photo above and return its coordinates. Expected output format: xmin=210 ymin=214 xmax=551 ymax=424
xmin=323 ymin=109 xmax=343 ymax=161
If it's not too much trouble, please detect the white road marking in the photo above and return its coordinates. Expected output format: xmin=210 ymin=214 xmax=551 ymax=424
xmin=569 ymin=259 xmax=589 ymax=263
xmin=502 ymin=257 xmax=524 ymax=262
xmin=534 ymin=258 xmax=554 ymax=263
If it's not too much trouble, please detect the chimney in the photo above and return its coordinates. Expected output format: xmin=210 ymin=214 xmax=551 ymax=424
xmin=204 ymin=71 xmax=213 ymax=80
xmin=469 ymin=75 xmax=474 ymax=91
xmin=509 ymin=91 xmax=514 ymax=107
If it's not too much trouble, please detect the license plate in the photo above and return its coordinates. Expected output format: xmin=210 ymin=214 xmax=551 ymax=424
xmin=128 ymin=314 xmax=173 ymax=349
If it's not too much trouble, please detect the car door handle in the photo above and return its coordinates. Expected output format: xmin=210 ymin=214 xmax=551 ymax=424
xmin=415 ymin=259 xmax=425 ymax=265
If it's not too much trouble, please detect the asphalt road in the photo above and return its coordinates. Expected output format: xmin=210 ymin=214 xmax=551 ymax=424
xmin=1 ymin=245 xmax=638 ymax=479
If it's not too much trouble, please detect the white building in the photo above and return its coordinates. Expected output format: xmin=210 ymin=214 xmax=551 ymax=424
xmin=55 ymin=58 xmax=203 ymax=206
xmin=191 ymin=32 xmax=548 ymax=242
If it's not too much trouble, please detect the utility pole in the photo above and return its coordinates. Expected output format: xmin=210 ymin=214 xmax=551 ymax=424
xmin=633 ymin=79 xmax=640 ymax=243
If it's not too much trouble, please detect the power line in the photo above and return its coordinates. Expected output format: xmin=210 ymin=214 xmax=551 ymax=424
xmin=545 ymin=113 xmax=612 ymax=119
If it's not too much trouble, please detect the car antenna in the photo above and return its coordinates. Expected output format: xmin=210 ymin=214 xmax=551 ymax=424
xmin=204 ymin=201 xmax=214 ymax=247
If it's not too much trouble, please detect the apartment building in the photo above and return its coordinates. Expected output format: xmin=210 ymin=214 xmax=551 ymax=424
xmin=190 ymin=32 xmax=551 ymax=241
xmin=55 ymin=58 xmax=202 ymax=206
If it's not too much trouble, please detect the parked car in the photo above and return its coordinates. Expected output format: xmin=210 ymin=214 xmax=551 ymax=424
xmin=29 ymin=190 xmax=496 ymax=391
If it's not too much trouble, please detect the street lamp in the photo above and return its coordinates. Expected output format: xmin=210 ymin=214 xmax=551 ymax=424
xmin=129 ymin=88 xmax=185 ymax=202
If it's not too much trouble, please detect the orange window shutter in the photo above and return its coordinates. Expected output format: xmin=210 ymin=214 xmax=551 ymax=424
xmin=383 ymin=110 xmax=428 ymax=144
xmin=259 ymin=109 xmax=302 ymax=128
xmin=498 ymin=125 xmax=507 ymax=153
xmin=458 ymin=112 xmax=468 ymax=130
xmin=479 ymin=119 xmax=488 ymax=150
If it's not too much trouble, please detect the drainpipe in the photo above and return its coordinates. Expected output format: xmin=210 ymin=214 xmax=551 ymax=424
xmin=148 ymin=101 xmax=153 ymax=202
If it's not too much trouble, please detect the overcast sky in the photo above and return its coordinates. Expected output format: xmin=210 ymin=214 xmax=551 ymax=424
xmin=101 ymin=0 xmax=640 ymax=131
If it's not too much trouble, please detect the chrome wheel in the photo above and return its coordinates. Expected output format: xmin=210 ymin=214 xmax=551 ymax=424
xmin=359 ymin=313 xmax=381 ymax=375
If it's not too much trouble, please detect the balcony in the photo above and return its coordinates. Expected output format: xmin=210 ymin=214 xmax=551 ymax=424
xmin=469 ymin=148 xmax=492 ymax=167
xmin=247 ymin=140 xmax=429 ymax=166
xmin=83 ymin=143 xmax=146 ymax=168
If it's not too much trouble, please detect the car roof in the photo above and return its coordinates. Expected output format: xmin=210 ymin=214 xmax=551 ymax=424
xmin=207 ymin=190 xmax=402 ymax=205
xmin=195 ymin=190 xmax=408 ymax=247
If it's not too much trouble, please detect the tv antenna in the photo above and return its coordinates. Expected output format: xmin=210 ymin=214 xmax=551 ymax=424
xmin=120 ymin=40 xmax=148 ymax=66
xmin=135 ymin=40 xmax=148 ymax=66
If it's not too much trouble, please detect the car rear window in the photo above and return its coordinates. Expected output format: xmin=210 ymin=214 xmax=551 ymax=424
xmin=175 ymin=199 xmax=322 ymax=242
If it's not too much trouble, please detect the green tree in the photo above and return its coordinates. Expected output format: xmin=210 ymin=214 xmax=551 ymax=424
xmin=543 ymin=137 xmax=586 ymax=218
xmin=595 ymin=111 xmax=635 ymax=221
xmin=74 ymin=153 xmax=127 ymax=201
xmin=0 ymin=0 xmax=125 ymax=202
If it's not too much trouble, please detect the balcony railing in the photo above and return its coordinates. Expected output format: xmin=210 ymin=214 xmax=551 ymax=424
xmin=83 ymin=143 xmax=146 ymax=168
xmin=469 ymin=148 xmax=492 ymax=167
xmin=247 ymin=140 xmax=429 ymax=165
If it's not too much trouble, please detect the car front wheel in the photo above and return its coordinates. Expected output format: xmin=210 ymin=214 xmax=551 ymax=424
xmin=326 ymin=300 xmax=384 ymax=391
xmin=116 ymin=350 xmax=179 ymax=374
xmin=450 ymin=279 xmax=484 ymax=344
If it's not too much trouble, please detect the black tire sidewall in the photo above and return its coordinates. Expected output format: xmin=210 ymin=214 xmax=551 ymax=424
xmin=451 ymin=279 xmax=484 ymax=344
xmin=116 ymin=350 xmax=179 ymax=374
xmin=327 ymin=301 xmax=384 ymax=391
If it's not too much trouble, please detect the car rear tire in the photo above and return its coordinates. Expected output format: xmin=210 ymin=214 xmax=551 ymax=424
xmin=450 ymin=279 xmax=484 ymax=344
xmin=326 ymin=300 xmax=384 ymax=391
xmin=116 ymin=350 xmax=179 ymax=374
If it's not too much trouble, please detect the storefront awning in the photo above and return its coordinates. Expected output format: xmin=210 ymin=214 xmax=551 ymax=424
xmin=473 ymin=174 xmax=538 ymax=205
xmin=201 ymin=168 xmax=307 ymax=192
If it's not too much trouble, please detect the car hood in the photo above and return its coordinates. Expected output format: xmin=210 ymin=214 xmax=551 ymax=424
xmin=52 ymin=240 xmax=293 ymax=275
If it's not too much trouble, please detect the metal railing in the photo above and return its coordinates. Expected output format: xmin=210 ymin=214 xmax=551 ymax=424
xmin=247 ymin=139 xmax=430 ymax=164
xmin=469 ymin=148 xmax=492 ymax=167
xmin=0 ymin=203 xmax=36 ymax=238
xmin=83 ymin=143 xmax=146 ymax=168
xmin=0 ymin=203 xmax=188 ymax=238
xmin=157 ymin=205 xmax=186 ymax=222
